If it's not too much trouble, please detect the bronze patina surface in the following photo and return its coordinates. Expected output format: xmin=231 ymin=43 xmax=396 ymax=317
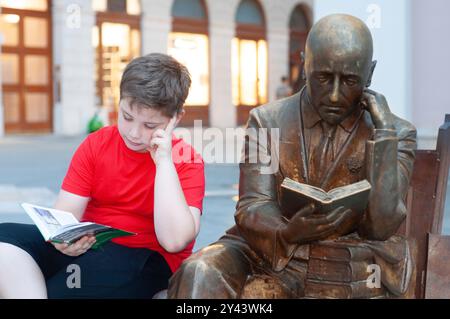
xmin=168 ymin=14 xmax=417 ymax=299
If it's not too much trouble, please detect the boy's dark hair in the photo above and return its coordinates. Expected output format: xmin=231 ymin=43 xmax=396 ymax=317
xmin=120 ymin=53 xmax=191 ymax=117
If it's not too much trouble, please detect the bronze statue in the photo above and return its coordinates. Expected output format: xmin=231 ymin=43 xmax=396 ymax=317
xmin=168 ymin=14 xmax=417 ymax=299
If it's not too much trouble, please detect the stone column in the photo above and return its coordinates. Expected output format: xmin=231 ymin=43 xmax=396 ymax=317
xmin=52 ymin=0 xmax=95 ymax=135
xmin=141 ymin=0 xmax=172 ymax=54
xmin=262 ymin=0 xmax=314 ymax=103
xmin=207 ymin=0 xmax=240 ymax=128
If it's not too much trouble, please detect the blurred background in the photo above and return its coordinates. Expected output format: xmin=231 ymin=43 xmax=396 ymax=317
xmin=0 ymin=0 xmax=449 ymax=249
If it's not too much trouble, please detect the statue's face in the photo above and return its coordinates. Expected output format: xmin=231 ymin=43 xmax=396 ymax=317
xmin=305 ymin=51 xmax=370 ymax=125
xmin=303 ymin=14 xmax=374 ymax=126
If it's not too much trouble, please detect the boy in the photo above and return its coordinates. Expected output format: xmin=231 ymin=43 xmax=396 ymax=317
xmin=0 ymin=53 xmax=205 ymax=299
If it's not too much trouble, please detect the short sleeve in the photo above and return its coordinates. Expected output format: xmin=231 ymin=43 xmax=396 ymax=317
xmin=61 ymin=134 xmax=96 ymax=197
xmin=177 ymin=152 xmax=205 ymax=213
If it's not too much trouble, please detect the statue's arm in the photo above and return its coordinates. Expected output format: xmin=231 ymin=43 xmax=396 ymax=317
xmin=235 ymin=109 xmax=297 ymax=271
xmin=358 ymin=119 xmax=417 ymax=240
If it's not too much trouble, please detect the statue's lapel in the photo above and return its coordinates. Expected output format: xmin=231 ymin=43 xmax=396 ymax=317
xmin=278 ymin=94 xmax=307 ymax=184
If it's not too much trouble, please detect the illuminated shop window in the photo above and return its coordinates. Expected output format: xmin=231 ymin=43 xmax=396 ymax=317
xmin=169 ymin=0 xmax=209 ymax=107
xmin=93 ymin=1 xmax=141 ymax=109
xmin=0 ymin=1 xmax=52 ymax=133
xmin=232 ymin=0 xmax=267 ymax=107
xmin=168 ymin=32 xmax=209 ymax=106
xmin=0 ymin=0 xmax=47 ymax=11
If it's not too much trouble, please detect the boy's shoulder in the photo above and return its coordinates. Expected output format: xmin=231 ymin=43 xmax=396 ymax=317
xmin=86 ymin=125 xmax=119 ymax=144
xmin=82 ymin=126 xmax=120 ymax=156
xmin=89 ymin=125 xmax=117 ymax=138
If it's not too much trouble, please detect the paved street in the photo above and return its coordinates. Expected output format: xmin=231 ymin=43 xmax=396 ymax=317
xmin=1 ymin=132 xmax=450 ymax=253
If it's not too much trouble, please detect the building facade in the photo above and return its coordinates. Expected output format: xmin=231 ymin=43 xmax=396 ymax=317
xmin=0 ymin=0 xmax=313 ymax=135
xmin=0 ymin=0 xmax=449 ymax=149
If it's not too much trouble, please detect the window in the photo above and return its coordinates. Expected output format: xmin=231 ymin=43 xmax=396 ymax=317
xmin=235 ymin=0 xmax=264 ymax=25
xmin=172 ymin=0 xmax=206 ymax=19
xmin=92 ymin=0 xmax=141 ymax=15
xmin=0 ymin=14 xmax=19 ymax=46
xmin=168 ymin=33 xmax=209 ymax=106
xmin=232 ymin=38 xmax=267 ymax=106
xmin=289 ymin=4 xmax=311 ymax=93
xmin=0 ymin=0 xmax=47 ymax=11
xmin=0 ymin=1 xmax=53 ymax=133
xmin=169 ymin=0 xmax=209 ymax=108
xmin=232 ymin=0 xmax=267 ymax=123
xmin=93 ymin=1 xmax=141 ymax=113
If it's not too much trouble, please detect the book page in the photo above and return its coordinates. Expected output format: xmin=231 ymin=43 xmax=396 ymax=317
xmin=328 ymin=180 xmax=371 ymax=201
xmin=282 ymin=178 xmax=330 ymax=201
xmin=21 ymin=203 xmax=79 ymax=240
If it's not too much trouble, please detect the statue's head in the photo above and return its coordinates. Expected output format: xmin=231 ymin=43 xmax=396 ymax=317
xmin=303 ymin=14 xmax=376 ymax=125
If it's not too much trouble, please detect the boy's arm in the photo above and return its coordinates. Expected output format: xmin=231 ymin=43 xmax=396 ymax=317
xmin=54 ymin=189 xmax=90 ymax=221
xmin=52 ymin=189 xmax=96 ymax=256
xmin=154 ymin=160 xmax=201 ymax=253
xmin=149 ymin=116 xmax=202 ymax=253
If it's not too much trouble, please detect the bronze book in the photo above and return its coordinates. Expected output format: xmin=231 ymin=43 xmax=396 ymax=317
xmin=280 ymin=178 xmax=371 ymax=218
xmin=309 ymin=241 xmax=374 ymax=262
xmin=304 ymin=279 xmax=385 ymax=299
xmin=307 ymin=258 xmax=372 ymax=282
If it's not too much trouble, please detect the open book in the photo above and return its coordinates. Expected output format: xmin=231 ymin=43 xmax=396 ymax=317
xmin=22 ymin=203 xmax=136 ymax=249
xmin=280 ymin=178 xmax=371 ymax=218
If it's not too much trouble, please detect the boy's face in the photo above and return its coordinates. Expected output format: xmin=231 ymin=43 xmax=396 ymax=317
xmin=117 ymin=98 xmax=182 ymax=153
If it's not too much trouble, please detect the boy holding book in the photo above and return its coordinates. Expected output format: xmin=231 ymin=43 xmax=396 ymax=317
xmin=0 ymin=53 xmax=205 ymax=299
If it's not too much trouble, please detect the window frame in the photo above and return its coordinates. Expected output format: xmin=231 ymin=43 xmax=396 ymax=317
xmin=0 ymin=0 xmax=54 ymax=133
xmin=234 ymin=0 xmax=267 ymax=125
xmin=170 ymin=0 xmax=210 ymax=126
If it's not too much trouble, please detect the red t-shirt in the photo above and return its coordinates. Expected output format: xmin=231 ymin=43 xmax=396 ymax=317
xmin=61 ymin=125 xmax=205 ymax=273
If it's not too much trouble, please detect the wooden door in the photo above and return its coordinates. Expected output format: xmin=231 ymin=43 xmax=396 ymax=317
xmin=1 ymin=2 xmax=53 ymax=133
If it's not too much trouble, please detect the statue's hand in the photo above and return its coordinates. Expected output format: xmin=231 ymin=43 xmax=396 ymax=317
xmin=361 ymin=89 xmax=394 ymax=130
xmin=280 ymin=204 xmax=354 ymax=245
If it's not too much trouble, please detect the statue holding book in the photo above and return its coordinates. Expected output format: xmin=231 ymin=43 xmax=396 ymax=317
xmin=168 ymin=14 xmax=417 ymax=299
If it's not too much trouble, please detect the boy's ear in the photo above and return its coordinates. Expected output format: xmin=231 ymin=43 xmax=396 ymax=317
xmin=175 ymin=109 xmax=185 ymax=127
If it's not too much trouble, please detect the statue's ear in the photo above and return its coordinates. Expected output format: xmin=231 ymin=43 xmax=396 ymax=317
xmin=300 ymin=52 xmax=306 ymax=80
xmin=366 ymin=60 xmax=377 ymax=87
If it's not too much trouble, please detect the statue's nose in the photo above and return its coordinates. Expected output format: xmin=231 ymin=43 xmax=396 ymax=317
xmin=330 ymin=75 xmax=340 ymax=104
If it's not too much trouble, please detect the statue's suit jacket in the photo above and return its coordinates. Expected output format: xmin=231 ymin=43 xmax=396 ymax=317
xmin=231 ymin=91 xmax=417 ymax=286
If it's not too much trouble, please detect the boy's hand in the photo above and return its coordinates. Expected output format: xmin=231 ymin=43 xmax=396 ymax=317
xmin=148 ymin=115 xmax=177 ymax=165
xmin=52 ymin=235 xmax=96 ymax=257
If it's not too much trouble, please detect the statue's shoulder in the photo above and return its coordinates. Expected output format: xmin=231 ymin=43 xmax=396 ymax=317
xmin=392 ymin=114 xmax=417 ymax=140
xmin=249 ymin=93 xmax=301 ymax=126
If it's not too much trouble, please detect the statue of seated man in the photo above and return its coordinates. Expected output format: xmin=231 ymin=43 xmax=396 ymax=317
xmin=168 ymin=14 xmax=417 ymax=299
